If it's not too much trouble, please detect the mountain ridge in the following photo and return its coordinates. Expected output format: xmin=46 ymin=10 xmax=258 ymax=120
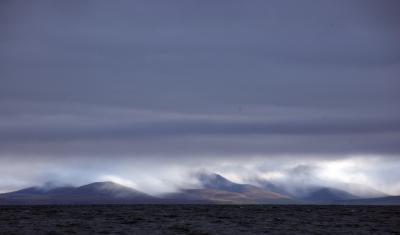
xmin=1 ymin=175 xmax=398 ymax=205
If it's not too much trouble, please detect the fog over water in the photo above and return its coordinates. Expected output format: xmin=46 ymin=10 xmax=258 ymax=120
xmin=0 ymin=0 xmax=399 ymax=195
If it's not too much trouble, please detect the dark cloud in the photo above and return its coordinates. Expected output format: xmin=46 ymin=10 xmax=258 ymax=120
xmin=1 ymin=115 xmax=400 ymax=142
xmin=1 ymin=0 xmax=399 ymax=110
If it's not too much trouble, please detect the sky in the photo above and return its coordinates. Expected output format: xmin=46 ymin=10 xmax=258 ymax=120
xmin=0 ymin=0 xmax=399 ymax=195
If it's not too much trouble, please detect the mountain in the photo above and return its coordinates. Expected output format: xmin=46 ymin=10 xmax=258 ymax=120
xmin=339 ymin=196 xmax=400 ymax=205
xmin=302 ymin=187 xmax=359 ymax=203
xmin=0 ymin=182 xmax=158 ymax=205
xmin=52 ymin=182 xmax=157 ymax=204
xmin=165 ymin=173 xmax=295 ymax=204
xmin=198 ymin=173 xmax=287 ymax=196
xmin=253 ymin=178 xmax=386 ymax=203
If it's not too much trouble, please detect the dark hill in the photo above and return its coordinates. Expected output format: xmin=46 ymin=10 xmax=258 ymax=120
xmin=303 ymin=187 xmax=358 ymax=203
xmin=0 ymin=182 xmax=158 ymax=205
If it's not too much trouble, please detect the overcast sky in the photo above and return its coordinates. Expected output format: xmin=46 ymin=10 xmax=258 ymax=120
xmin=0 ymin=0 xmax=399 ymax=194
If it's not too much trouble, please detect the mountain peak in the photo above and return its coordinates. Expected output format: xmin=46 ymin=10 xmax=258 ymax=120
xmin=196 ymin=172 xmax=239 ymax=191
xmin=74 ymin=181 xmax=149 ymax=198
xmin=198 ymin=172 xmax=230 ymax=181
xmin=80 ymin=181 xmax=123 ymax=188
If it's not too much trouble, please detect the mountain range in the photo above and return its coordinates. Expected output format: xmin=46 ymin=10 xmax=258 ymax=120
xmin=0 ymin=173 xmax=398 ymax=205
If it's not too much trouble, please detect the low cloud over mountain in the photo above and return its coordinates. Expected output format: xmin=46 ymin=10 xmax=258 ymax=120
xmin=1 ymin=173 xmax=398 ymax=205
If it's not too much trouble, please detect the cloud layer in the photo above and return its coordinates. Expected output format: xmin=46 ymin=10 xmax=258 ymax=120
xmin=0 ymin=0 xmax=399 ymax=193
